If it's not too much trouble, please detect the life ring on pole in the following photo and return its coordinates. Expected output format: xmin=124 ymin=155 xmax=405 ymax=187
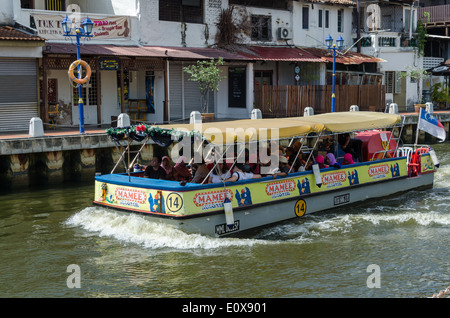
xmin=68 ymin=59 xmax=91 ymax=85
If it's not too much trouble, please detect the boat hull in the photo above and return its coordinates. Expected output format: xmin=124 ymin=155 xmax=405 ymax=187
xmin=93 ymin=156 xmax=435 ymax=237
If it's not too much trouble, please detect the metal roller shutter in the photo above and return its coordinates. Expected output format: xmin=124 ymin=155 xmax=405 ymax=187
xmin=169 ymin=64 xmax=183 ymax=121
xmin=0 ymin=58 xmax=39 ymax=132
xmin=169 ymin=62 xmax=215 ymax=122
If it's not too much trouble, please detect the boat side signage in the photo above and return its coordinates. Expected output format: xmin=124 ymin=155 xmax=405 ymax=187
xmin=265 ymin=179 xmax=296 ymax=199
xmin=95 ymin=182 xmax=175 ymax=215
xmin=193 ymin=189 xmax=234 ymax=211
xmin=368 ymin=164 xmax=390 ymax=180
xmin=95 ymin=158 xmax=410 ymax=216
xmin=115 ymin=187 xmax=147 ymax=205
xmin=322 ymin=171 xmax=347 ymax=188
xmin=421 ymin=154 xmax=434 ymax=173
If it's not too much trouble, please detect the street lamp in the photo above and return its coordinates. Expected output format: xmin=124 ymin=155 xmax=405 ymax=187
xmin=61 ymin=15 xmax=94 ymax=134
xmin=326 ymin=35 xmax=344 ymax=112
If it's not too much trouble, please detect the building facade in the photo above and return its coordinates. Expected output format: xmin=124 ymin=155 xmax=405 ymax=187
xmin=354 ymin=0 xmax=424 ymax=110
xmin=1 ymin=0 xmax=387 ymax=132
xmin=418 ymin=0 xmax=450 ymax=109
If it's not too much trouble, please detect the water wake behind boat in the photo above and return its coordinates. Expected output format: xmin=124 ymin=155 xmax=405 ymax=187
xmin=65 ymin=207 xmax=272 ymax=250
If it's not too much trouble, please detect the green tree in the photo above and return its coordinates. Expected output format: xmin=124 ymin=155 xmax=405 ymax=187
xmin=183 ymin=57 xmax=226 ymax=113
xmin=398 ymin=66 xmax=429 ymax=103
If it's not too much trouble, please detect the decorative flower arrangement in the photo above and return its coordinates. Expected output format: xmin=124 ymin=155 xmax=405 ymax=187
xmin=106 ymin=124 xmax=201 ymax=144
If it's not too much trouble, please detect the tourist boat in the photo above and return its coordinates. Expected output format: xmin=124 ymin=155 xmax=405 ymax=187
xmin=93 ymin=111 xmax=439 ymax=237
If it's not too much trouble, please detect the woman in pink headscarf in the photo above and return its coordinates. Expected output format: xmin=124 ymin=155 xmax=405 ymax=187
xmin=315 ymin=155 xmax=328 ymax=169
xmin=343 ymin=153 xmax=354 ymax=165
xmin=173 ymin=156 xmax=192 ymax=181
xmin=160 ymin=156 xmax=174 ymax=180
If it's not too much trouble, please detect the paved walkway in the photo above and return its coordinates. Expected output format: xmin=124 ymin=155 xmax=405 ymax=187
xmin=1 ymin=110 xmax=449 ymax=141
xmin=0 ymin=127 xmax=106 ymax=140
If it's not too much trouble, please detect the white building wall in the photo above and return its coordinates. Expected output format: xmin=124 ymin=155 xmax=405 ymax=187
xmin=292 ymin=2 xmax=353 ymax=49
xmin=139 ymin=0 xmax=223 ymax=47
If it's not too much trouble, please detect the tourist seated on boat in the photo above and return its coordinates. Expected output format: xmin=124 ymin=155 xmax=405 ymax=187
xmin=338 ymin=133 xmax=363 ymax=162
xmin=325 ymin=153 xmax=341 ymax=169
xmin=315 ymin=155 xmax=328 ymax=169
xmin=318 ymin=135 xmax=335 ymax=154
xmin=160 ymin=156 xmax=174 ymax=180
xmin=224 ymin=163 xmax=262 ymax=182
xmin=234 ymin=148 xmax=253 ymax=173
xmin=298 ymin=153 xmax=313 ymax=171
xmin=258 ymin=157 xmax=273 ymax=177
xmin=293 ymin=141 xmax=302 ymax=154
xmin=247 ymin=153 xmax=260 ymax=174
xmin=269 ymin=140 xmax=283 ymax=156
xmin=271 ymin=156 xmax=290 ymax=179
xmin=143 ymin=156 xmax=167 ymax=180
xmin=173 ymin=156 xmax=192 ymax=182
xmin=208 ymin=161 xmax=231 ymax=184
xmin=191 ymin=159 xmax=210 ymax=183
xmin=285 ymin=146 xmax=301 ymax=172
xmin=342 ymin=153 xmax=355 ymax=165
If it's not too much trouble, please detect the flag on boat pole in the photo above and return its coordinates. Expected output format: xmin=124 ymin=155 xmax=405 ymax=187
xmin=415 ymin=108 xmax=446 ymax=144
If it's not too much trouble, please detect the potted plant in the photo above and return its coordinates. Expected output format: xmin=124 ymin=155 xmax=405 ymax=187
xmin=430 ymin=82 xmax=450 ymax=110
xmin=183 ymin=57 xmax=226 ymax=120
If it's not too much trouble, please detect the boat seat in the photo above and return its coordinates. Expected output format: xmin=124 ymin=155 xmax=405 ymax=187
xmin=396 ymin=147 xmax=413 ymax=165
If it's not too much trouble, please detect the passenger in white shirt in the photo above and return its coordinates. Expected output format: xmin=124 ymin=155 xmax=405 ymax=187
xmin=224 ymin=163 xmax=261 ymax=182
xmin=208 ymin=162 xmax=230 ymax=184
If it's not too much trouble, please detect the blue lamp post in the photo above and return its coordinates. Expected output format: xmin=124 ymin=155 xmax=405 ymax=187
xmin=61 ymin=15 xmax=94 ymax=134
xmin=325 ymin=35 xmax=344 ymax=112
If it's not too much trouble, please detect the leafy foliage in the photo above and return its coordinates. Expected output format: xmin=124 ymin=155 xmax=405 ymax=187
xmin=106 ymin=124 xmax=201 ymax=142
xmin=183 ymin=57 xmax=226 ymax=113
xmin=416 ymin=20 xmax=427 ymax=57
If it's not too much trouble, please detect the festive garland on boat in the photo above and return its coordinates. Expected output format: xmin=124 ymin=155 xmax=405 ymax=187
xmin=106 ymin=123 xmax=201 ymax=143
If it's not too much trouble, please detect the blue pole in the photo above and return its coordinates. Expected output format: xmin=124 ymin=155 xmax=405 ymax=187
xmin=331 ymin=45 xmax=336 ymax=113
xmin=76 ymin=30 xmax=85 ymax=134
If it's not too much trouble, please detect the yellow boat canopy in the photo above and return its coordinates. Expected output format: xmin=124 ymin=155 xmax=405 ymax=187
xmin=141 ymin=111 xmax=400 ymax=145
xmin=290 ymin=111 xmax=401 ymax=133
xmin=159 ymin=118 xmax=322 ymax=144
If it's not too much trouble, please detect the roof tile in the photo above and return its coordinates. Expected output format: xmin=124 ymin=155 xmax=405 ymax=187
xmin=0 ymin=26 xmax=45 ymax=41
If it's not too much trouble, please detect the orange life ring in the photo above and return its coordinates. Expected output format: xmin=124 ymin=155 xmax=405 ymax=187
xmin=68 ymin=59 xmax=91 ymax=84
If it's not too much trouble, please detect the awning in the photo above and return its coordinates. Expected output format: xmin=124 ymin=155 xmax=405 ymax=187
xmin=43 ymin=43 xmax=383 ymax=65
xmin=290 ymin=111 xmax=401 ymax=133
xmin=235 ymin=45 xmax=325 ymax=62
xmin=0 ymin=26 xmax=45 ymax=42
xmin=43 ymin=43 xmax=250 ymax=61
xmin=427 ymin=59 xmax=450 ymax=76
xmin=300 ymin=47 xmax=386 ymax=65
xmin=159 ymin=118 xmax=322 ymax=144
xmin=304 ymin=0 xmax=355 ymax=5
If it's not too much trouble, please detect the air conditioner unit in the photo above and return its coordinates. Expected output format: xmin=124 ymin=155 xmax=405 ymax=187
xmin=278 ymin=27 xmax=292 ymax=40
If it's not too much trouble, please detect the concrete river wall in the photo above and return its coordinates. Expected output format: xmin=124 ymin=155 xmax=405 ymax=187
xmin=1 ymin=112 xmax=449 ymax=191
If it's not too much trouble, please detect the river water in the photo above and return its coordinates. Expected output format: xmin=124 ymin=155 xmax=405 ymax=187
xmin=0 ymin=144 xmax=449 ymax=299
